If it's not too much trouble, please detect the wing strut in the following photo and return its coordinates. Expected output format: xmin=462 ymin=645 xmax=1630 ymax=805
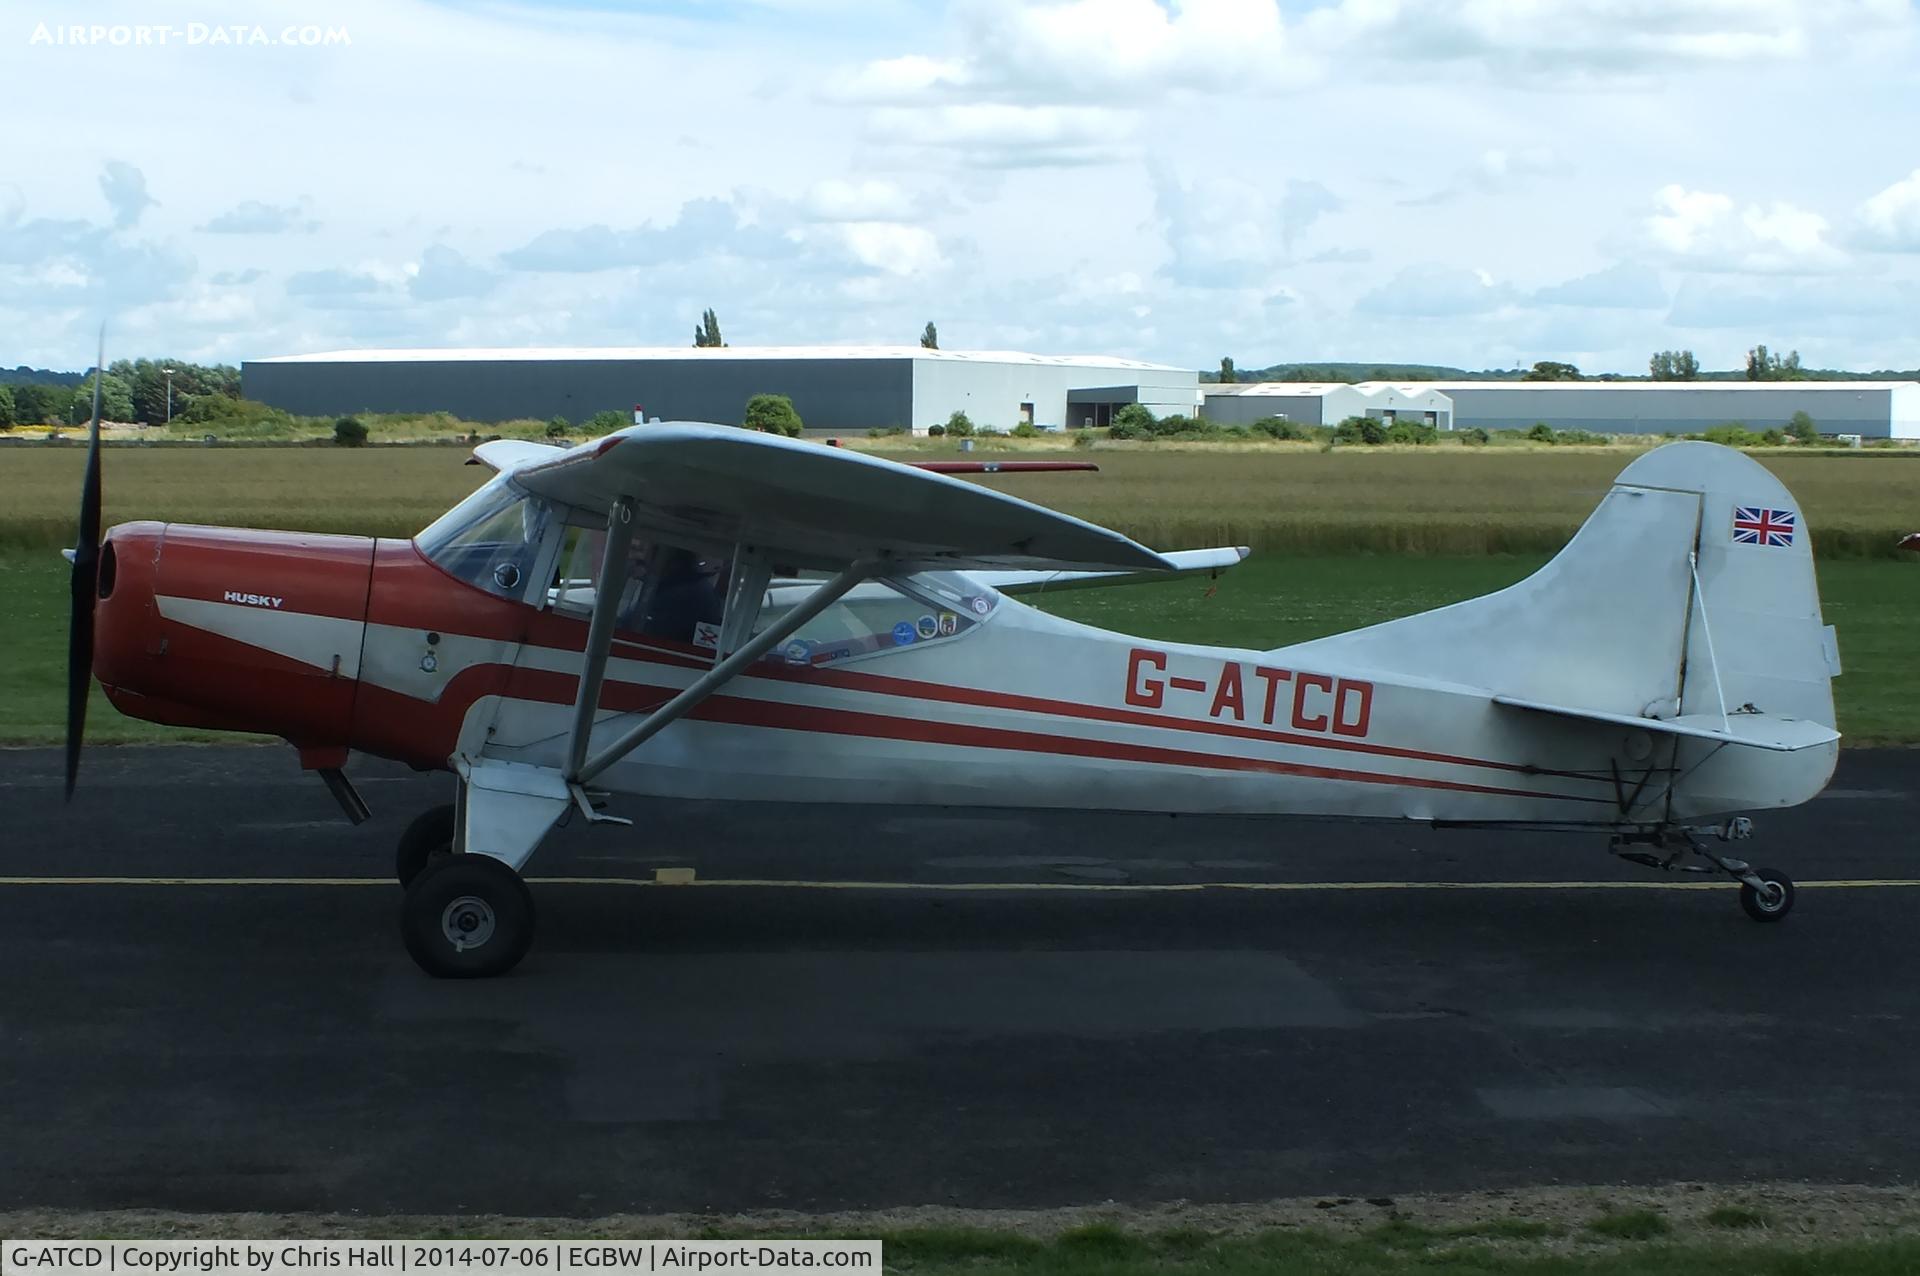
xmin=570 ymin=557 xmax=876 ymax=788
xmin=565 ymin=497 xmax=640 ymax=780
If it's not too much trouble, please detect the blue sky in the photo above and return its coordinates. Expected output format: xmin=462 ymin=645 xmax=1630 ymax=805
xmin=5 ymin=0 xmax=1920 ymax=372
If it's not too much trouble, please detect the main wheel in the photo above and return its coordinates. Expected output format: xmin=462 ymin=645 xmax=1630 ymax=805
xmin=1739 ymin=867 xmax=1795 ymax=923
xmin=396 ymin=803 xmax=456 ymax=888
xmin=402 ymin=854 xmax=536 ymax=978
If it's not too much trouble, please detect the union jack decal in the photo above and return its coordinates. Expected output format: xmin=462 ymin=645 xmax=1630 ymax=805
xmin=1732 ymin=505 xmax=1796 ymax=548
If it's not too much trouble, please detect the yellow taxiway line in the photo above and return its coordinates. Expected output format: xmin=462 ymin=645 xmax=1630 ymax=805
xmin=0 ymin=876 xmax=1918 ymax=892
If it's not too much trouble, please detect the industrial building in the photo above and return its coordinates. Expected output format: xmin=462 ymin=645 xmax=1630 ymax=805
xmin=242 ymin=346 xmax=1199 ymax=436
xmin=1201 ymin=382 xmax=1454 ymax=430
xmin=1401 ymin=380 xmax=1920 ymax=438
xmin=1204 ymin=379 xmax=1920 ymax=439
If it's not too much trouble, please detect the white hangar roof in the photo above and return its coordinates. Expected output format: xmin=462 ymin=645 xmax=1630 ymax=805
xmin=251 ymin=346 xmax=1190 ymax=373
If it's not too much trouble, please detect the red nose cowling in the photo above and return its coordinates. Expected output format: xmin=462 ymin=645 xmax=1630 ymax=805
xmin=93 ymin=522 xmax=375 ymax=760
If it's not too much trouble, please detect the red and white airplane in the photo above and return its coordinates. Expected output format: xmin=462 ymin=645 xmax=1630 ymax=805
xmin=66 ymin=402 xmax=1843 ymax=977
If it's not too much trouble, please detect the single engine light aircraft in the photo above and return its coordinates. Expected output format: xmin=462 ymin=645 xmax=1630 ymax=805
xmin=64 ymin=391 xmax=1842 ymax=976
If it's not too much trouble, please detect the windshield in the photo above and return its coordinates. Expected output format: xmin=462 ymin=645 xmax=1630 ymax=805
xmin=416 ymin=476 xmax=554 ymax=601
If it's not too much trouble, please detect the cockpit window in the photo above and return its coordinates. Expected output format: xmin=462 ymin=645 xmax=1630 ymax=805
xmin=752 ymin=572 xmax=998 ymax=668
xmin=416 ymin=476 xmax=554 ymax=601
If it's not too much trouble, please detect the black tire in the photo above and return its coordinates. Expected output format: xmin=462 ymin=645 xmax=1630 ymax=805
xmin=401 ymin=854 xmax=535 ymax=978
xmin=1739 ymin=867 xmax=1795 ymax=923
xmin=396 ymin=803 xmax=456 ymax=888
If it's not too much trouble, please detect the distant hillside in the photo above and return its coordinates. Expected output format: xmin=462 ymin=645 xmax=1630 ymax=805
xmin=2 ymin=366 xmax=86 ymax=388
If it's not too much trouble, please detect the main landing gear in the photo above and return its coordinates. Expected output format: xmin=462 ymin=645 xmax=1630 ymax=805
xmin=401 ymin=851 xmax=536 ymax=978
xmin=1612 ymin=817 xmax=1796 ymax=923
xmin=395 ymin=799 xmax=537 ymax=978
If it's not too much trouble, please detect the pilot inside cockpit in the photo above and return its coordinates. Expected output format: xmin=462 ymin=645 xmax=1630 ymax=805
xmin=615 ymin=545 xmax=726 ymax=643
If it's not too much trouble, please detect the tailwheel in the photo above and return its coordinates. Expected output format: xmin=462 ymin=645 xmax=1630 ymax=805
xmin=396 ymin=803 xmax=456 ymax=888
xmin=402 ymin=854 xmax=535 ymax=978
xmin=1738 ymin=867 xmax=1795 ymax=924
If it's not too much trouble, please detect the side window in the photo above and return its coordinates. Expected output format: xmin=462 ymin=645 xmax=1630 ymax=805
xmin=549 ymin=528 xmax=727 ymax=646
xmin=753 ymin=571 xmax=997 ymax=668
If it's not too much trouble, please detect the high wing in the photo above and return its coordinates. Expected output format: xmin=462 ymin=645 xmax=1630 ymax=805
xmin=486 ymin=423 xmax=1172 ymax=572
xmin=968 ymin=546 xmax=1251 ymax=595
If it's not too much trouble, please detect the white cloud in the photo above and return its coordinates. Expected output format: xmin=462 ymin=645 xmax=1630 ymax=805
xmin=1354 ymin=264 xmax=1512 ymax=317
xmin=200 ymin=200 xmax=320 ymax=235
xmin=1640 ymin=184 xmax=1842 ymax=273
xmin=1854 ymin=168 xmax=1920 ymax=252
xmin=1304 ymin=0 xmax=1914 ymax=78
xmin=1532 ymin=262 xmax=1668 ymax=309
xmin=835 ymin=222 xmax=945 ymax=277
xmin=409 ymin=245 xmax=499 ymax=301
xmin=1645 ymin=185 xmax=1735 ymax=254
xmin=804 ymin=178 xmax=919 ymax=222
xmin=866 ymin=103 xmax=1133 ymax=168
xmin=99 ymin=161 xmax=156 ymax=229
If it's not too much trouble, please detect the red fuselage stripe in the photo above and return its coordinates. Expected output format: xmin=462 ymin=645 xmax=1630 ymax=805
xmin=498 ymin=667 xmax=1609 ymax=805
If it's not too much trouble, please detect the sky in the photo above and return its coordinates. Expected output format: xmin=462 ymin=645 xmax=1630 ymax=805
xmin=4 ymin=0 xmax=1920 ymax=374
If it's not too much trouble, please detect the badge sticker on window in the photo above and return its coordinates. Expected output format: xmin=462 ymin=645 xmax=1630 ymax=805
xmin=692 ymin=621 xmax=721 ymax=650
xmin=891 ymin=621 xmax=917 ymax=646
xmin=915 ymin=614 xmax=939 ymax=639
xmin=938 ymin=611 xmax=959 ymax=636
xmin=967 ymin=595 xmax=991 ymax=616
xmin=783 ymin=639 xmax=812 ymax=666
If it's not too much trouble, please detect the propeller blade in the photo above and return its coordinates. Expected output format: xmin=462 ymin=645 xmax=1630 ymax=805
xmin=65 ymin=326 xmax=106 ymax=801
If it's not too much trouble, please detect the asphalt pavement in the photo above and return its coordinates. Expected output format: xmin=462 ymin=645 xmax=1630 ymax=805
xmin=1 ymin=745 xmax=1915 ymax=1216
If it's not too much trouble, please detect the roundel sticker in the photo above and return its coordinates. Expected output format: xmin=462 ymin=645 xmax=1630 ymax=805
xmin=915 ymin=614 xmax=939 ymax=639
xmin=967 ymin=595 xmax=991 ymax=616
xmin=891 ymin=621 xmax=917 ymax=646
xmin=783 ymin=639 xmax=811 ymax=666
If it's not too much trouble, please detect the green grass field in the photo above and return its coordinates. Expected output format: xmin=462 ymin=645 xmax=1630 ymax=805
xmin=3 ymin=443 xmax=1917 ymax=556
xmin=1 ymin=445 xmax=1914 ymax=744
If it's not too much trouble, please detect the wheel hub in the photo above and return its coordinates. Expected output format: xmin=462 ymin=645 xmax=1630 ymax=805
xmin=441 ymin=894 xmax=497 ymax=951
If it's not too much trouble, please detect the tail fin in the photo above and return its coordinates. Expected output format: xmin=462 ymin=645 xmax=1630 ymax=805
xmin=1283 ymin=442 xmax=1838 ymax=740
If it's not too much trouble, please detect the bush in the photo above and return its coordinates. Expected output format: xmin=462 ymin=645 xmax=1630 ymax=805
xmin=333 ymin=415 xmax=369 ymax=447
xmin=1526 ymin=422 xmax=1556 ymax=443
xmin=1461 ymin=426 xmax=1490 ymax=445
xmin=545 ymin=415 xmax=570 ymax=439
xmin=1333 ymin=415 xmax=1387 ymax=446
xmin=927 ymin=422 xmax=946 ymax=437
xmin=865 ymin=426 xmax=907 ymax=438
xmin=1108 ymin=403 xmax=1156 ymax=440
xmin=0 ymin=384 xmax=13 ymax=429
xmin=1695 ymin=423 xmax=1759 ymax=447
xmin=584 ymin=409 xmax=628 ymax=434
xmin=1248 ymin=415 xmax=1308 ymax=441
xmin=1554 ymin=429 xmax=1609 ymax=446
xmin=944 ymin=410 xmax=975 ymax=438
xmin=1786 ymin=410 xmax=1818 ymax=443
xmin=1071 ymin=430 xmax=1096 ymax=448
xmin=1760 ymin=427 xmax=1785 ymax=446
xmin=1010 ymin=422 xmax=1040 ymax=438
xmin=1385 ymin=418 xmax=1437 ymax=445
xmin=743 ymin=394 xmax=804 ymax=436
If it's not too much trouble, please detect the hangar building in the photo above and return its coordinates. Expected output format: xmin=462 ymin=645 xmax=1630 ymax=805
xmin=1203 ymin=379 xmax=1920 ymax=438
xmin=1399 ymin=380 xmax=1920 ymax=438
xmin=242 ymin=346 xmax=1199 ymax=436
xmin=1201 ymin=382 xmax=1454 ymax=429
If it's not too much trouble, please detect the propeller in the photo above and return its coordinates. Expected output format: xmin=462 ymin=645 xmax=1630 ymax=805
xmin=64 ymin=327 xmax=106 ymax=801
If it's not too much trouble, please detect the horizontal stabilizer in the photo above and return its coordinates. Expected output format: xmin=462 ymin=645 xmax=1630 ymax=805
xmin=970 ymin=546 xmax=1251 ymax=594
xmin=1493 ymin=695 xmax=1840 ymax=753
